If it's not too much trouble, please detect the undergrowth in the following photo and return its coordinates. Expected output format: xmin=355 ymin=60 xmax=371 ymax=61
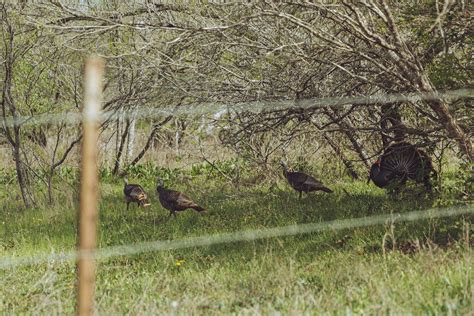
xmin=0 ymin=162 xmax=472 ymax=314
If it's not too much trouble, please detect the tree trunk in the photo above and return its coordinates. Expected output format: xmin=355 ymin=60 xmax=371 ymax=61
xmin=12 ymin=141 xmax=32 ymax=208
xmin=419 ymin=77 xmax=473 ymax=163
xmin=1 ymin=20 xmax=32 ymax=208
xmin=380 ymin=103 xmax=405 ymax=146
xmin=131 ymin=116 xmax=172 ymax=166
xmin=428 ymin=99 xmax=473 ymax=162
xmin=112 ymin=119 xmax=130 ymax=175
xmin=324 ymin=110 xmax=371 ymax=167
xmin=125 ymin=107 xmax=137 ymax=164
xmin=324 ymin=134 xmax=359 ymax=179
xmin=342 ymin=129 xmax=371 ymax=168
xmin=47 ymin=130 xmax=82 ymax=204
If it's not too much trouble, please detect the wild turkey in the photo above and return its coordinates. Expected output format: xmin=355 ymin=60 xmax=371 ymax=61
xmin=156 ymin=178 xmax=206 ymax=217
xmin=123 ymin=177 xmax=151 ymax=210
xmin=368 ymin=142 xmax=436 ymax=192
xmin=280 ymin=161 xmax=333 ymax=199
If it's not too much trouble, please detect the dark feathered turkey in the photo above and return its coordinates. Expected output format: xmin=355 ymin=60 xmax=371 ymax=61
xmin=156 ymin=178 xmax=206 ymax=217
xmin=368 ymin=142 xmax=435 ymax=191
xmin=280 ymin=161 xmax=333 ymax=199
xmin=123 ymin=177 xmax=151 ymax=210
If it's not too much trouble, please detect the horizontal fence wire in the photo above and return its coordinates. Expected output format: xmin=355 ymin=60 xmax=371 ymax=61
xmin=0 ymin=204 xmax=472 ymax=270
xmin=2 ymin=89 xmax=473 ymax=128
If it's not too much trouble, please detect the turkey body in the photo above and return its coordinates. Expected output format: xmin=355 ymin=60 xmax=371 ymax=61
xmin=124 ymin=181 xmax=151 ymax=210
xmin=156 ymin=179 xmax=205 ymax=217
xmin=368 ymin=142 xmax=435 ymax=191
xmin=281 ymin=161 xmax=333 ymax=199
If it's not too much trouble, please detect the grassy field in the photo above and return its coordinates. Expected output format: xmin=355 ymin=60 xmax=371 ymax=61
xmin=0 ymin=166 xmax=472 ymax=314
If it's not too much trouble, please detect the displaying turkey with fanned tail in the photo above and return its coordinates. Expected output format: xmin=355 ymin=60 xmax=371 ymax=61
xmin=156 ymin=178 xmax=206 ymax=217
xmin=280 ymin=160 xmax=333 ymax=199
xmin=368 ymin=142 xmax=436 ymax=192
xmin=123 ymin=177 xmax=151 ymax=210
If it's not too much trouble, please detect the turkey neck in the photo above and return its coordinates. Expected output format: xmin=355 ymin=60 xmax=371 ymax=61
xmin=157 ymin=186 xmax=166 ymax=194
xmin=370 ymin=166 xmax=391 ymax=187
xmin=369 ymin=164 xmax=380 ymax=178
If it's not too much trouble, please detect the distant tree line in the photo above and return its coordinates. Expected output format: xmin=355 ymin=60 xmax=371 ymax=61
xmin=1 ymin=1 xmax=472 ymax=207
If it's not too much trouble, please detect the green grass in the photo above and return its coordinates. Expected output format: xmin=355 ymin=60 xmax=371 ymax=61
xmin=0 ymin=173 xmax=472 ymax=314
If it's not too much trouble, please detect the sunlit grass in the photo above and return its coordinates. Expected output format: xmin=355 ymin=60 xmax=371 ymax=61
xmin=0 ymin=173 xmax=472 ymax=314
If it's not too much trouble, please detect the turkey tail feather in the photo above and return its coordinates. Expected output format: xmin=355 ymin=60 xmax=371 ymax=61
xmin=138 ymin=193 xmax=151 ymax=207
xmin=382 ymin=142 xmax=420 ymax=179
xmin=193 ymin=205 xmax=206 ymax=212
xmin=321 ymin=187 xmax=333 ymax=193
xmin=377 ymin=142 xmax=435 ymax=190
xmin=141 ymin=200 xmax=151 ymax=207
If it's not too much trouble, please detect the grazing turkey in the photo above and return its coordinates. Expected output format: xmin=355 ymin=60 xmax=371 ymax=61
xmin=280 ymin=161 xmax=333 ymax=199
xmin=123 ymin=177 xmax=151 ymax=210
xmin=368 ymin=142 xmax=436 ymax=192
xmin=156 ymin=178 xmax=206 ymax=217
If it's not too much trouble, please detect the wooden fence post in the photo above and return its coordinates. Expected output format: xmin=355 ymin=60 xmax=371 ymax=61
xmin=77 ymin=56 xmax=104 ymax=316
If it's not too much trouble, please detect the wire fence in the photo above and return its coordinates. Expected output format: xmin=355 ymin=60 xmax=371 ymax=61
xmin=2 ymin=88 xmax=473 ymax=128
xmin=1 ymin=204 xmax=472 ymax=270
xmin=1 ymin=86 xmax=473 ymax=272
xmin=1 ymin=62 xmax=473 ymax=314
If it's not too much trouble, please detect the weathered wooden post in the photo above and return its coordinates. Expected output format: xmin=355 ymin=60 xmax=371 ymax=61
xmin=77 ymin=56 xmax=103 ymax=316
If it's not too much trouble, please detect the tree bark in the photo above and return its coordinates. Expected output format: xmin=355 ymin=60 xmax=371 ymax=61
xmin=324 ymin=134 xmax=359 ymax=179
xmin=112 ymin=119 xmax=130 ymax=175
xmin=125 ymin=107 xmax=137 ymax=164
xmin=418 ymin=77 xmax=473 ymax=163
xmin=324 ymin=110 xmax=370 ymax=167
xmin=12 ymin=140 xmax=32 ymax=208
xmin=380 ymin=103 xmax=405 ymax=146
xmin=130 ymin=116 xmax=172 ymax=166
xmin=1 ymin=18 xmax=32 ymax=208
xmin=426 ymin=98 xmax=473 ymax=163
